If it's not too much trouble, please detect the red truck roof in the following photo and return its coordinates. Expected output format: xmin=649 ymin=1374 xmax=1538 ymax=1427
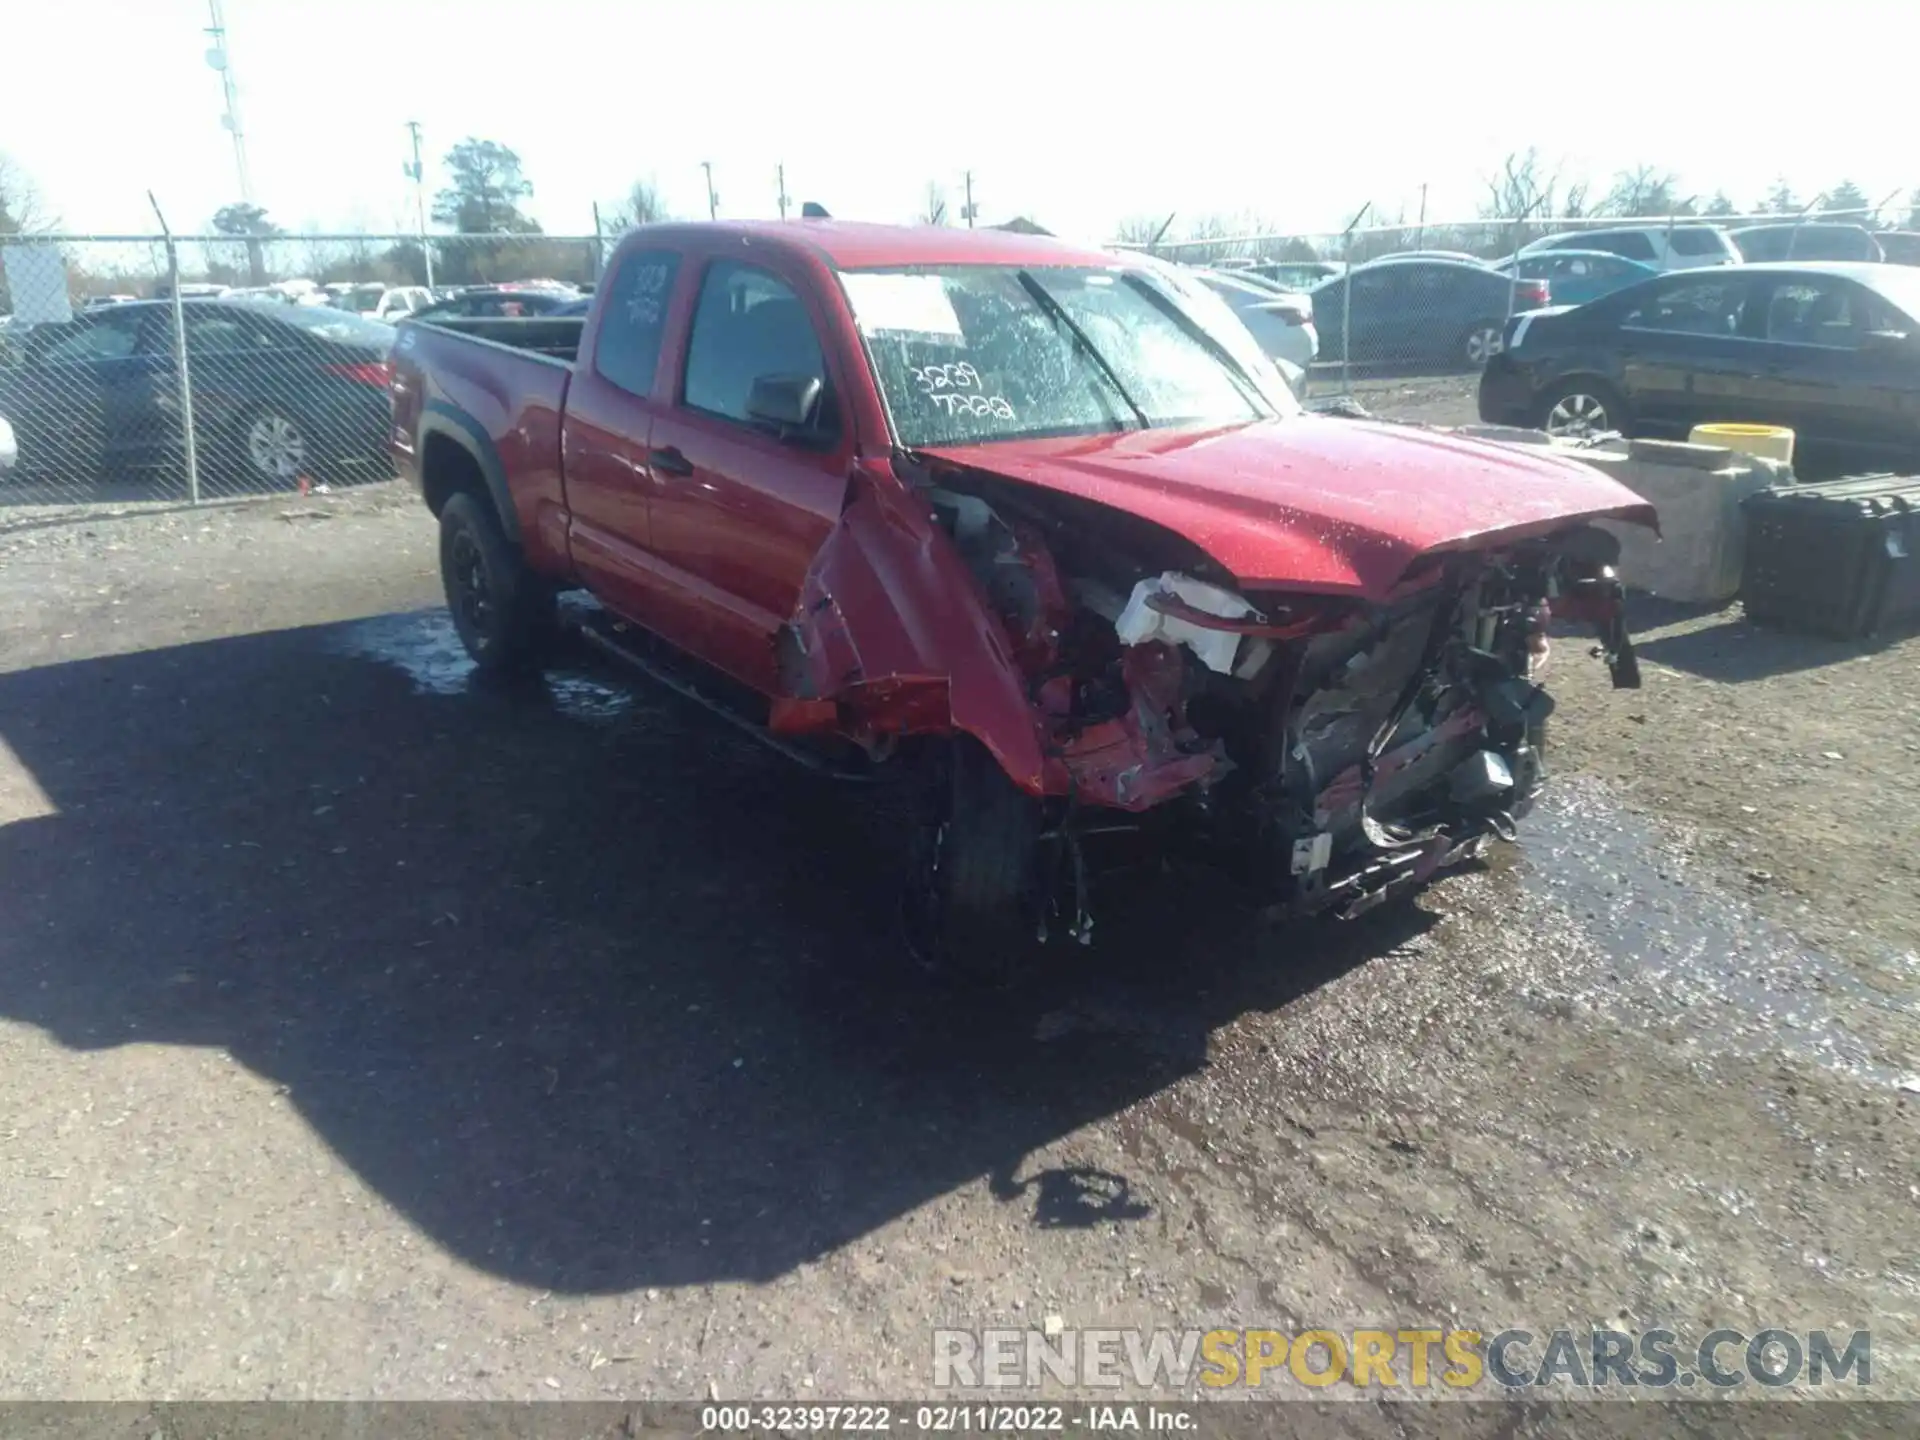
xmin=637 ymin=219 xmax=1116 ymax=271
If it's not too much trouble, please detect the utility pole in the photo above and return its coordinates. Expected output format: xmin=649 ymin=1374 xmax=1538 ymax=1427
xmin=701 ymin=162 xmax=718 ymax=220
xmin=776 ymin=163 xmax=789 ymax=220
xmin=960 ymin=170 xmax=977 ymax=228
xmin=405 ymin=120 xmax=435 ymax=288
xmin=1416 ymin=182 xmax=1428 ymax=248
xmin=203 ymin=0 xmax=252 ymax=205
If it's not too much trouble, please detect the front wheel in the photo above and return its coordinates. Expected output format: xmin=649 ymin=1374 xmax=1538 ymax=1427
xmin=438 ymin=491 xmax=555 ymax=673
xmin=905 ymin=737 xmax=1042 ymax=981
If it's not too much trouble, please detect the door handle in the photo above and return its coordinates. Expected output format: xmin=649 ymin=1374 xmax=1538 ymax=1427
xmin=648 ymin=445 xmax=693 ymax=477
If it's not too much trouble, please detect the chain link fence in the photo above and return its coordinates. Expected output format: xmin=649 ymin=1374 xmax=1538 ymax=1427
xmin=0 ymin=231 xmax=600 ymax=511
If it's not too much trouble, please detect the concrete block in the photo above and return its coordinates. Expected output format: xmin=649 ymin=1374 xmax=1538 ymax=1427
xmin=1447 ymin=426 xmax=1789 ymax=605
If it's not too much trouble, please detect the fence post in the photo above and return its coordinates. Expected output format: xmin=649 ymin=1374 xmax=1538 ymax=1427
xmin=1339 ymin=203 xmax=1369 ymax=398
xmin=149 ymin=192 xmax=200 ymax=505
xmin=1340 ymin=227 xmax=1353 ymax=396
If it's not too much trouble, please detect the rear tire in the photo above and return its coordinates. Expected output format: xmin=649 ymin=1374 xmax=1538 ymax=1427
xmin=1461 ymin=321 xmax=1505 ymax=369
xmin=237 ymin=404 xmax=314 ymax=488
xmin=438 ymin=491 xmax=555 ymax=673
xmin=907 ymin=736 xmax=1042 ymax=982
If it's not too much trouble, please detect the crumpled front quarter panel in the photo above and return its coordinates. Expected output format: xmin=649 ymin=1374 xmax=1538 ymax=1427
xmin=788 ymin=482 xmax=1048 ymax=792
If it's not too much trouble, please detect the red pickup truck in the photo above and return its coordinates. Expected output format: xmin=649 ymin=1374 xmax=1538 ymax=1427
xmin=390 ymin=219 xmax=1653 ymax=973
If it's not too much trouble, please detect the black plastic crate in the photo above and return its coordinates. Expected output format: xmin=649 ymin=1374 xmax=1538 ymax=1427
xmin=1741 ymin=474 xmax=1920 ymax=638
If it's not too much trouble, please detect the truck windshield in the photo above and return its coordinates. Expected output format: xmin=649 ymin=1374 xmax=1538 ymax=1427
xmin=839 ymin=265 xmax=1274 ymax=447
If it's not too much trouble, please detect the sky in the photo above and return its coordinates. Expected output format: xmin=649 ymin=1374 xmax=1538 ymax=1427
xmin=3 ymin=0 xmax=1915 ymax=245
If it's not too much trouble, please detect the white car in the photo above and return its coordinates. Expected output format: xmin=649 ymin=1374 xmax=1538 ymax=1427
xmin=1191 ymin=268 xmax=1319 ymax=386
xmin=335 ymin=284 xmax=434 ymax=322
xmin=1519 ymin=224 xmax=1739 ymax=273
xmin=1113 ymin=251 xmax=1305 ymax=411
xmin=0 ymin=413 xmax=16 ymax=474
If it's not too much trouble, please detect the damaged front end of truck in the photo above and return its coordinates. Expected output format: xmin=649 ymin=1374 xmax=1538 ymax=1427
xmin=776 ymin=432 xmax=1653 ymax=974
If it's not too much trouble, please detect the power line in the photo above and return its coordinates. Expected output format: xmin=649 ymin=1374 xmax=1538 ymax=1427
xmin=405 ymin=121 xmax=434 ymax=288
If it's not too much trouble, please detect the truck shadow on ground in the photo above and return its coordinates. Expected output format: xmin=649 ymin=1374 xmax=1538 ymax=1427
xmin=0 ymin=611 xmax=1432 ymax=1294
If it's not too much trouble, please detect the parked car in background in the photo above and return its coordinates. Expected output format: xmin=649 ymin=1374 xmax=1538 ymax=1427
xmin=1519 ymin=225 xmax=1740 ymax=272
xmin=0 ymin=413 xmax=15 ymax=473
xmin=336 ymin=284 xmax=433 ymax=322
xmin=1493 ymin=249 xmax=1659 ymax=306
xmin=1188 ymin=268 xmax=1318 ymax=389
xmin=411 ymin=288 xmax=584 ymax=320
xmin=154 ymin=282 xmax=231 ymax=300
xmin=1880 ymin=232 xmax=1920 ymax=266
xmin=84 ymin=294 xmax=141 ymax=309
xmin=390 ymin=217 xmax=1650 ymax=973
xmin=0 ymin=300 xmax=396 ymax=486
xmin=1728 ymin=222 xmax=1884 ymax=263
xmin=1249 ymin=259 xmax=1343 ymax=289
xmin=1312 ymin=257 xmax=1548 ymax=370
xmin=1478 ymin=262 xmax=1920 ymax=468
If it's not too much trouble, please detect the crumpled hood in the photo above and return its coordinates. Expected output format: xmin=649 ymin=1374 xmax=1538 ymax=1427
xmin=921 ymin=417 xmax=1657 ymax=599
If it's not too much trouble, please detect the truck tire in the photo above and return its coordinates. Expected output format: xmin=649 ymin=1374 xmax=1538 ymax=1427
xmin=908 ymin=736 xmax=1041 ymax=981
xmin=438 ymin=491 xmax=555 ymax=673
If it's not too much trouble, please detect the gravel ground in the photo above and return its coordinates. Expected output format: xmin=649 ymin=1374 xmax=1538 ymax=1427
xmin=0 ymin=482 xmax=1914 ymax=1406
xmin=1307 ymin=373 xmax=1482 ymax=428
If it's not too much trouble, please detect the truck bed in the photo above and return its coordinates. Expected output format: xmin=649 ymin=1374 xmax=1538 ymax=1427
xmin=410 ymin=314 xmax=584 ymax=361
xmin=388 ymin=318 xmax=576 ymax=561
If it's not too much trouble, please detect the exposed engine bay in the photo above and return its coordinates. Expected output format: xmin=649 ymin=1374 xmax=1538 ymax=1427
xmin=916 ymin=465 xmax=1642 ymax=935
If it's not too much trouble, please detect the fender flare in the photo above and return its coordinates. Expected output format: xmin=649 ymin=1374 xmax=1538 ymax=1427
xmin=418 ymin=401 xmax=521 ymax=546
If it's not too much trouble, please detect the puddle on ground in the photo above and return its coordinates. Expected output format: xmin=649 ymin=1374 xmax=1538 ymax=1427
xmin=1498 ymin=778 xmax=1915 ymax=1087
xmin=327 ymin=610 xmax=638 ymax=722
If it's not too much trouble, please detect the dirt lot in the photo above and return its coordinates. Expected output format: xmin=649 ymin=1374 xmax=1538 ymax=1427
xmin=0 ymin=482 xmax=1914 ymax=1406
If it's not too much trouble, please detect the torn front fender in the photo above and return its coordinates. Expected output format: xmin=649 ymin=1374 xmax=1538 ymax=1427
xmin=780 ymin=475 xmax=1049 ymax=793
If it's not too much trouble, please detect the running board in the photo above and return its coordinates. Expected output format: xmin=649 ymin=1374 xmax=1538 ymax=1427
xmin=573 ymin=616 xmax=881 ymax=784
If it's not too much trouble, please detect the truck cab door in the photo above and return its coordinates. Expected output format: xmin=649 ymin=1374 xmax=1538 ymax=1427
xmin=642 ymin=253 xmax=855 ymax=694
xmin=559 ymin=247 xmax=683 ymax=628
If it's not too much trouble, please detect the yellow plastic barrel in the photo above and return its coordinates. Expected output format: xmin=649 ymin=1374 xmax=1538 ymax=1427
xmin=1689 ymin=422 xmax=1795 ymax=466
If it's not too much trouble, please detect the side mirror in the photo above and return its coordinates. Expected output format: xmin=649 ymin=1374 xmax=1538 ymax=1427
xmin=746 ymin=373 xmax=826 ymax=439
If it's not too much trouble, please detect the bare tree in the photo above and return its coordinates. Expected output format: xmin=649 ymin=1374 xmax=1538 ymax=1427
xmin=920 ymin=182 xmax=949 ymax=227
xmin=1180 ymin=214 xmax=1235 ymax=264
xmin=0 ymin=152 xmax=54 ymax=235
xmin=1481 ymin=150 xmax=1558 ymax=221
xmin=1704 ymin=191 xmax=1737 ymax=217
xmin=1112 ymin=214 xmax=1173 ymax=248
xmin=1600 ymin=165 xmax=1687 ymax=218
xmin=604 ymin=178 xmax=668 ymax=232
xmin=1479 ymin=149 xmax=1576 ymax=250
